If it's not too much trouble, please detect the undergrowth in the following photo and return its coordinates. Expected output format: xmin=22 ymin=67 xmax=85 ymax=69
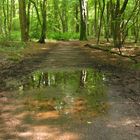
xmin=47 ymin=32 xmax=79 ymax=40
xmin=0 ymin=41 xmax=27 ymax=62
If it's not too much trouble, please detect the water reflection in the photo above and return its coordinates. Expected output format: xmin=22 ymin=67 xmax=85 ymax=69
xmin=20 ymin=69 xmax=109 ymax=120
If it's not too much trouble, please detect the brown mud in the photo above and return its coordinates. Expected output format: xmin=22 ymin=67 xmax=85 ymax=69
xmin=0 ymin=41 xmax=140 ymax=140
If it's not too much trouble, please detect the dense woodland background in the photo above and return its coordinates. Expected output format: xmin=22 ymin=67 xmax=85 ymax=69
xmin=0 ymin=0 xmax=140 ymax=48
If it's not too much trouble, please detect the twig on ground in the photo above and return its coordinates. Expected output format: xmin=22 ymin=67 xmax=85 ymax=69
xmin=85 ymin=44 xmax=139 ymax=63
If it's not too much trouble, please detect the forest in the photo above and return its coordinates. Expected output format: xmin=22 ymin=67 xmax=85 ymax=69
xmin=0 ymin=0 xmax=140 ymax=140
xmin=0 ymin=0 xmax=140 ymax=45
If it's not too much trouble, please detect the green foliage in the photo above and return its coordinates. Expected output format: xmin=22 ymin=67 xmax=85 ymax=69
xmin=0 ymin=31 xmax=21 ymax=41
xmin=12 ymin=17 xmax=20 ymax=31
xmin=30 ymin=18 xmax=41 ymax=39
xmin=47 ymin=32 xmax=79 ymax=40
xmin=30 ymin=29 xmax=41 ymax=39
xmin=0 ymin=41 xmax=27 ymax=62
xmin=0 ymin=0 xmax=140 ymax=44
xmin=0 ymin=41 xmax=26 ymax=49
xmin=9 ymin=31 xmax=21 ymax=41
xmin=132 ymin=62 xmax=140 ymax=69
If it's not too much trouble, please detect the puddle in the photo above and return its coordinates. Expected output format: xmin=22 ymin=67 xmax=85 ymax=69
xmin=1 ymin=68 xmax=140 ymax=140
xmin=6 ymin=69 xmax=109 ymax=121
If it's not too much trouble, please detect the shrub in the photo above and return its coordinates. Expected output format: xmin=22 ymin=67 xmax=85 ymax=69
xmin=47 ymin=32 xmax=79 ymax=40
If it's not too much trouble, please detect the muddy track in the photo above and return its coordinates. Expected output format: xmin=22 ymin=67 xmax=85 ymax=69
xmin=0 ymin=44 xmax=139 ymax=104
xmin=0 ymin=44 xmax=140 ymax=140
xmin=0 ymin=45 xmax=115 ymax=74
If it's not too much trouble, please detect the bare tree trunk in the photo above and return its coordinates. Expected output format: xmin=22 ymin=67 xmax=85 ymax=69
xmin=2 ymin=0 xmax=8 ymax=36
xmin=110 ymin=0 xmax=128 ymax=50
xmin=27 ymin=1 xmax=31 ymax=40
xmin=133 ymin=14 xmax=140 ymax=43
xmin=97 ymin=0 xmax=105 ymax=44
xmin=38 ymin=0 xmax=47 ymax=43
xmin=105 ymin=1 xmax=111 ymax=42
xmin=18 ymin=0 xmax=29 ymax=41
xmin=79 ymin=0 xmax=87 ymax=40
xmin=61 ymin=0 xmax=68 ymax=33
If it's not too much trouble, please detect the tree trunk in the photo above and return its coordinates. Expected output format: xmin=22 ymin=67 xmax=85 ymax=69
xmin=18 ymin=0 xmax=29 ymax=42
xmin=61 ymin=0 xmax=68 ymax=33
xmin=105 ymin=1 xmax=111 ymax=42
xmin=38 ymin=0 xmax=47 ymax=43
xmin=97 ymin=0 xmax=105 ymax=44
xmin=2 ymin=0 xmax=8 ymax=36
xmin=134 ymin=16 xmax=139 ymax=43
xmin=79 ymin=0 xmax=87 ymax=40
xmin=110 ymin=0 xmax=128 ymax=49
xmin=27 ymin=1 xmax=31 ymax=40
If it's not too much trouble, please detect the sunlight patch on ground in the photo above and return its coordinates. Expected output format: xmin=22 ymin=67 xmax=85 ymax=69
xmin=18 ymin=126 xmax=80 ymax=140
xmin=107 ymin=117 xmax=140 ymax=128
xmin=35 ymin=111 xmax=59 ymax=120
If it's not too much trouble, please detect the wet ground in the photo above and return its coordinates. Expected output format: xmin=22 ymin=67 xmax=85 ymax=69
xmin=0 ymin=44 xmax=140 ymax=140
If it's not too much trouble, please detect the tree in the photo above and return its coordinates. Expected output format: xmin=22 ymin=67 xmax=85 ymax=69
xmin=61 ymin=0 xmax=68 ymax=33
xmin=110 ymin=0 xmax=129 ymax=50
xmin=38 ymin=0 xmax=47 ymax=43
xmin=18 ymin=0 xmax=29 ymax=42
xmin=97 ymin=0 xmax=105 ymax=44
xmin=0 ymin=0 xmax=140 ymax=44
xmin=79 ymin=0 xmax=87 ymax=40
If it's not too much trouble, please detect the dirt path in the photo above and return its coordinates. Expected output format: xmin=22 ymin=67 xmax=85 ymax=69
xmin=0 ymin=42 xmax=140 ymax=140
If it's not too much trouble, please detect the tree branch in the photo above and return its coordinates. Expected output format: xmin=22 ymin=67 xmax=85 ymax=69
xmin=85 ymin=44 xmax=139 ymax=63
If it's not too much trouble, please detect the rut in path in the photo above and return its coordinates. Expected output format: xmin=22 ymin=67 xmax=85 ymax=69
xmin=0 ymin=45 xmax=96 ymax=91
xmin=34 ymin=45 xmax=95 ymax=68
xmin=0 ymin=45 xmax=99 ymax=81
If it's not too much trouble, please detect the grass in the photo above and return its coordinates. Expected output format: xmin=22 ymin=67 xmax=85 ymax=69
xmin=132 ymin=62 xmax=140 ymax=69
xmin=0 ymin=41 xmax=27 ymax=62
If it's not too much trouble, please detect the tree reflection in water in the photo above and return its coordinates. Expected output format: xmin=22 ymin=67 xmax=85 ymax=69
xmin=19 ymin=69 xmax=109 ymax=120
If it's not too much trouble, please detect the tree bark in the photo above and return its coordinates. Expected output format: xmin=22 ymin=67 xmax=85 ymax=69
xmin=110 ymin=0 xmax=128 ymax=49
xmin=97 ymin=0 xmax=105 ymax=44
xmin=38 ymin=0 xmax=47 ymax=43
xmin=79 ymin=0 xmax=87 ymax=40
xmin=18 ymin=0 xmax=29 ymax=42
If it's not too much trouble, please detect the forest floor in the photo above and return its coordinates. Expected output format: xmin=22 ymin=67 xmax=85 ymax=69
xmin=0 ymin=40 xmax=140 ymax=140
